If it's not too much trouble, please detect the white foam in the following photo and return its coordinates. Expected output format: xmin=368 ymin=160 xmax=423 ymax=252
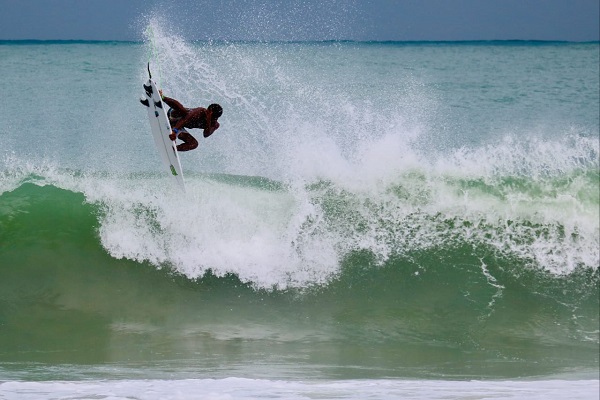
xmin=91 ymin=174 xmax=340 ymax=289
xmin=1 ymin=378 xmax=598 ymax=400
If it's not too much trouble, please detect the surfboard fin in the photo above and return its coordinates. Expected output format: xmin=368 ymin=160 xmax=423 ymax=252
xmin=154 ymin=101 xmax=163 ymax=109
xmin=143 ymin=83 xmax=153 ymax=97
xmin=140 ymin=98 xmax=150 ymax=107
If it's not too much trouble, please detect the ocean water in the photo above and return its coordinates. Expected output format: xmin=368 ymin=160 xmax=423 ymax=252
xmin=0 ymin=21 xmax=598 ymax=399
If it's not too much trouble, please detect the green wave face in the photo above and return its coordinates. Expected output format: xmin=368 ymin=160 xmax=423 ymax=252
xmin=0 ymin=181 xmax=597 ymax=379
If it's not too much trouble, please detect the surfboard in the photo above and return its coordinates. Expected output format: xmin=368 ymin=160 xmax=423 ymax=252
xmin=140 ymin=64 xmax=185 ymax=191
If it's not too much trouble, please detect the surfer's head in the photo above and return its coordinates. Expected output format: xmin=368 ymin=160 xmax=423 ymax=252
xmin=208 ymin=104 xmax=223 ymax=120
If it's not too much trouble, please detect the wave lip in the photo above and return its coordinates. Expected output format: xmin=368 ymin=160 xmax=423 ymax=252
xmin=1 ymin=131 xmax=599 ymax=289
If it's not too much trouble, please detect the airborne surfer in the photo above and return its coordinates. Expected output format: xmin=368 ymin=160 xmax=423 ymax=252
xmin=160 ymin=91 xmax=223 ymax=152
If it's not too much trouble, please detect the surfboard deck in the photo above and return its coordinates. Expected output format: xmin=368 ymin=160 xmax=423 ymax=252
xmin=140 ymin=68 xmax=185 ymax=191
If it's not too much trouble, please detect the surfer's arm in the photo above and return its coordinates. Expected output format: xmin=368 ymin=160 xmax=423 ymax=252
xmin=162 ymin=96 xmax=187 ymax=115
xmin=203 ymin=121 xmax=219 ymax=138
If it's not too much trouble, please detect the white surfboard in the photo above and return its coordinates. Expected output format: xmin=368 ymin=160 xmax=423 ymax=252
xmin=141 ymin=65 xmax=185 ymax=191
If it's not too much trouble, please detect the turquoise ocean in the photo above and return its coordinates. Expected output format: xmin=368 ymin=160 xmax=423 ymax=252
xmin=0 ymin=21 xmax=599 ymax=399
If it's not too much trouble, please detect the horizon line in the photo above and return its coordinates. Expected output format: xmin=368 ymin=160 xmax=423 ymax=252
xmin=1 ymin=39 xmax=599 ymax=45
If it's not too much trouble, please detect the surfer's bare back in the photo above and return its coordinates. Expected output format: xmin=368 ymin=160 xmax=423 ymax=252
xmin=161 ymin=92 xmax=223 ymax=152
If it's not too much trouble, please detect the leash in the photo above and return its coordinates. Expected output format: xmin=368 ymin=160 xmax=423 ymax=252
xmin=145 ymin=25 xmax=163 ymax=89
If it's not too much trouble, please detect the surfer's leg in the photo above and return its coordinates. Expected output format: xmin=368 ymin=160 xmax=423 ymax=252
xmin=176 ymin=131 xmax=198 ymax=152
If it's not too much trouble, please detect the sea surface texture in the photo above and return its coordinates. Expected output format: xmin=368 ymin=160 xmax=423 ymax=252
xmin=0 ymin=22 xmax=598 ymax=399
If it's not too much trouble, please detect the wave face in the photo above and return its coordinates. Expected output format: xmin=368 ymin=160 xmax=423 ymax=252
xmin=0 ymin=24 xmax=598 ymax=379
xmin=0 ymin=169 xmax=597 ymax=378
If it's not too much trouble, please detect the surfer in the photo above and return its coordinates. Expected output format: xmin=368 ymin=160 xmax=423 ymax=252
xmin=160 ymin=92 xmax=223 ymax=152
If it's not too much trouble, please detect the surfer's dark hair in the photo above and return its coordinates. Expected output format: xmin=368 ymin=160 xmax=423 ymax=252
xmin=208 ymin=104 xmax=223 ymax=119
